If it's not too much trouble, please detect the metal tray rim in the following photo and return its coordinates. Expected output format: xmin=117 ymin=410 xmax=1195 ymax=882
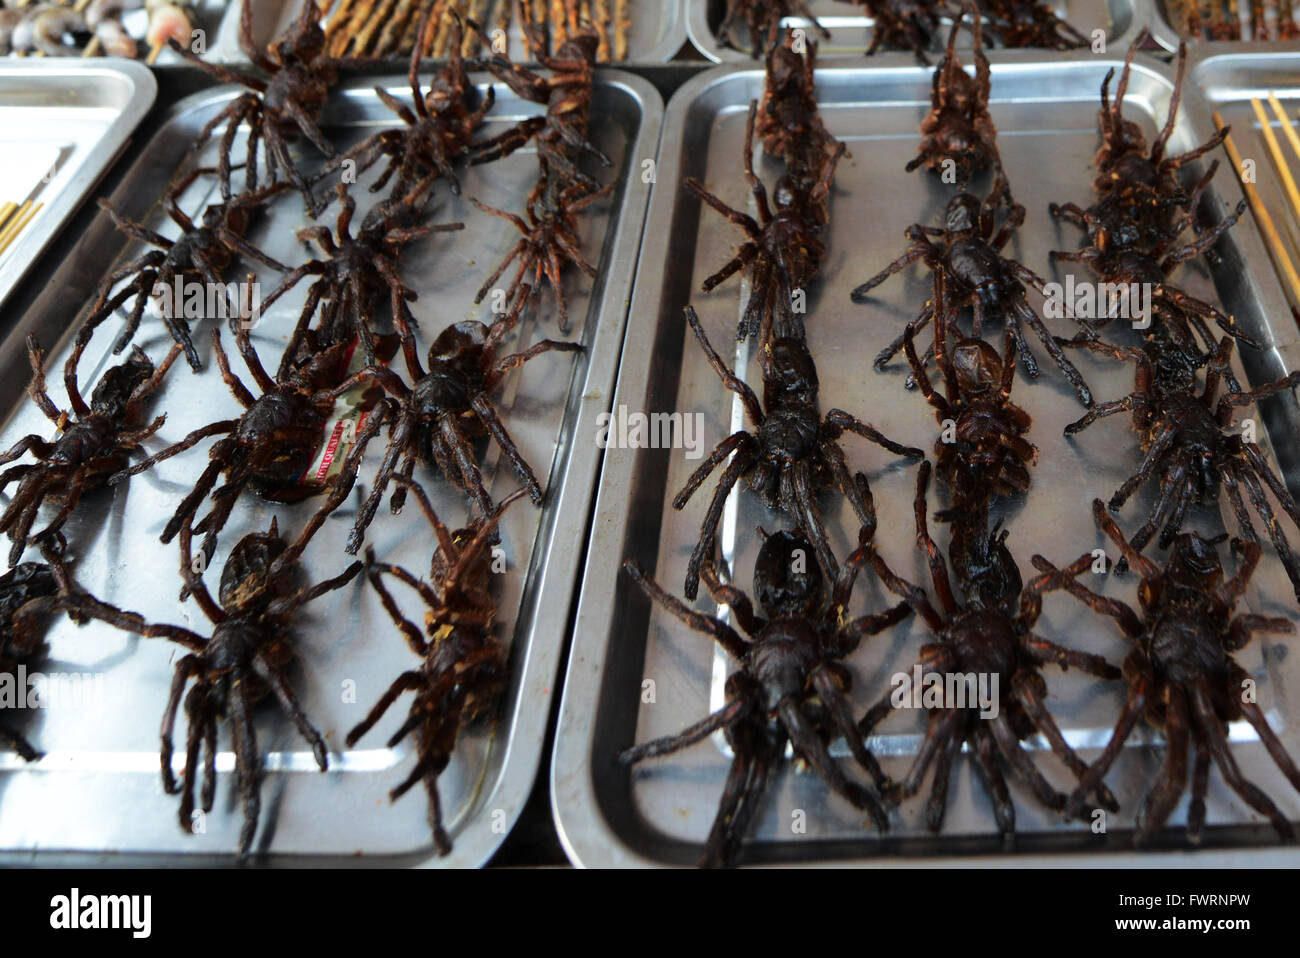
xmin=551 ymin=56 xmax=1300 ymax=868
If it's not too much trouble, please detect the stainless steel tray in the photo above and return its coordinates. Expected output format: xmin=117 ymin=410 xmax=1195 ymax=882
xmin=553 ymin=53 xmax=1300 ymax=866
xmin=687 ymin=0 xmax=1139 ymax=62
xmin=212 ymin=0 xmax=687 ymax=64
xmin=0 ymin=60 xmax=155 ymax=319
xmin=0 ymin=69 xmax=660 ymax=865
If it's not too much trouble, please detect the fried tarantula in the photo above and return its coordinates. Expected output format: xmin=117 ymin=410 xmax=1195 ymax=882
xmin=903 ymin=314 xmax=1037 ymax=502
xmin=621 ymin=530 xmax=906 ymax=867
xmin=859 ymin=462 xmax=1122 ymax=833
xmin=263 ymin=179 xmax=464 ymax=373
xmin=35 ymin=520 xmax=360 ymax=856
xmin=0 ymin=557 xmax=59 ymax=760
xmin=674 ymin=307 xmax=922 ymax=599
xmin=313 ymin=311 xmax=582 ymax=555
xmin=109 ymin=327 xmax=384 ymax=556
xmin=1040 ymin=501 xmax=1300 ymax=844
xmin=86 ymin=174 xmax=289 ymax=369
xmin=758 ymin=28 xmax=841 ymax=178
xmin=168 ymin=0 xmax=357 ymax=214
xmin=318 ymin=11 xmax=495 ymax=200
xmin=717 ymin=0 xmax=829 ymax=58
xmin=687 ymin=101 xmax=844 ymax=343
xmin=857 ymin=0 xmax=951 ymax=62
xmin=348 ymin=479 xmax=526 ymax=856
xmin=853 ymin=174 xmax=1094 ymax=405
xmin=906 ymin=5 xmax=999 ymax=187
xmin=980 ymin=0 xmax=1089 ymax=48
xmin=1065 ymin=336 xmax=1300 ymax=602
xmin=0 ymin=335 xmax=182 ymax=566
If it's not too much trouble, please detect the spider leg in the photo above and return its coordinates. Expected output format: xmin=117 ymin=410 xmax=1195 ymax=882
xmin=681 ymin=447 xmax=754 ymax=602
xmin=698 ymin=564 xmax=764 ymax=638
xmin=850 ymin=244 xmax=928 ymax=301
xmin=1233 ymin=669 xmax=1300 ymax=795
xmin=177 ymin=684 xmax=207 ymax=832
xmin=789 ymin=460 xmax=837 ymax=582
xmin=1189 ymin=677 xmax=1295 ymax=840
xmin=813 ymin=665 xmax=890 ymax=789
xmin=1134 ymin=685 xmax=1190 ymax=846
xmin=971 ymin=726 xmax=1016 ymax=836
xmin=1186 ymin=741 xmax=1212 ymax=844
xmin=230 ymin=676 xmax=263 ymax=858
xmin=898 ymin=704 xmax=960 ymax=803
xmin=988 ymin=712 xmax=1067 ymax=814
xmin=825 ymin=409 xmax=926 ymax=460
xmin=1065 ymin=677 xmax=1149 ymax=819
xmin=617 ymin=697 xmax=750 ymax=766
xmin=436 ymin=413 xmax=496 ymax=520
xmin=346 ymin=672 xmax=423 ymax=747
xmin=684 ymin=306 xmax=764 ymax=424
xmin=779 ymin=697 xmax=889 ymax=831
xmin=1013 ymin=672 xmax=1119 ymax=811
xmin=624 ymin=560 xmax=748 ymax=660
xmin=261 ymin=664 xmax=329 ymax=773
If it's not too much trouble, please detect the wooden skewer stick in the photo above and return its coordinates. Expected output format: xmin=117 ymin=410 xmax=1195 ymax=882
xmin=1250 ymin=98 xmax=1300 ymax=232
xmin=433 ymin=0 xmax=461 ymax=56
xmin=1267 ymin=93 xmax=1300 ymax=166
xmin=463 ymin=0 xmax=489 ymax=56
xmin=1215 ymin=111 xmax=1300 ymax=305
xmin=81 ymin=35 xmax=101 ymax=57
xmin=593 ymin=0 xmax=611 ymax=61
xmin=0 ymin=202 xmax=18 ymax=234
xmin=551 ymin=0 xmax=566 ymax=49
xmin=494 ymin=0 xmax=515 ymax=58
xmin=0 ymin=202 xmax=42 ymax=257
xmin=146 ymin=41 xmax=165 ymax=64
xmin=324 ymin=0 xmax=359 ymax=51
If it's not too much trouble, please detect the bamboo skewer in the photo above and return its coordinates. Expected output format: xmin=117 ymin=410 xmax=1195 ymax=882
xmin=1267 ymin=93 xmax=1300 ymax=166
xmin=463 ymin=0 xmax=489 ymax=55
xmin=0 ymin=202 xmax=18 ymax=235
xmin=1215 ymin=111 xmax=1300 ymax=305
xmin=614 ymin=0 xmax=628 ymax=61
xmin=593 ymin=0 xmax=611 ymax=61
xmin=0 ymin=202 xmax=42 ymax=258
xmin=1250 ymin=98 xmax=1300 ymax=234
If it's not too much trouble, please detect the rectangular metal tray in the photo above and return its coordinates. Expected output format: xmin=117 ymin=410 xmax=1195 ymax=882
xmin=0 ymin=60 xmax=155 ymax=319
xmin=686 ymin=0 xmax=1138 ymax=62
xmin=0 ymin=69 xmax=660 ymax=865
xmin=553 ymin=53 xmax=1300 ymax=866
xmin=212 ymin=0 xmax=686 ymax=64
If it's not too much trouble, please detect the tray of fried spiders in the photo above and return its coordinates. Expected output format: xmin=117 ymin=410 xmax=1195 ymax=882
xmin=553 ymin=24 xmax=1300 ymax=866
xmin=210 ymin=0 xmax=687 ymax=65
xmin=686 ymin=0 xmax=1137 ymax=62
xmin=0 ymin=19 xmax=661 ymax=863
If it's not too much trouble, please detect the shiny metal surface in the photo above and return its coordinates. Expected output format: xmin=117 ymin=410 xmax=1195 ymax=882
xmin=686 ymin=0 xmax=1138 ymax=62
xmin=0 ymin=70 xmax=660 ymax=865
xmin=212 ymin=0 xmax=687 ymax=64
xmin=0 ymin=60 xmax=155 ymax=319
xmin=553 ymin=54 xmax=1300 ymax=866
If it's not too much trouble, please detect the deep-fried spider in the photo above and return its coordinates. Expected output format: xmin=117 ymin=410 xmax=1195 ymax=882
xmin=85 ymin=173 xmax=289 ymax=370
xmin=902 ymin=307 xmax=1037 ymax=503
xmin=757 ymin=27 xmax=841 ymax=179
xmin=167 ymin=0 xmax=359 ymax=214
xmin=0 ymin=556 xmax=60 ymax=761
xmin=309 ymin=310 xmax=583 ymax=556
xmin=32 ymin=518 xmax=360 ymax=856
xmin=1064 ymin=335 xmax=1300 ymax=602
xmin=108 ymin=326 xmax=387 ymax=557
xmin=470 ymin=179 xmax=615 ymax=335
xmin=1049 ymin=196 xmax=1255 ymax=352
xmin=1092 ymin=36 xmax=1228 ymax=207
xmin=717 ymin=0 xmax=829 ymax=58
xmin=687 ymin=100 xmax=844 ymax=343
xmin=621 ymin=529 xmax=905 ymax=867
xmin=906 ymin=4 xmax=999 ymax=187
xmin=261 ymin=180 xmax=463 ymax=373
xmin=347 ymin=478 xmax=526 ymax=856
xmin=979 ymin=0 xmax=1089 ymax=48
xmin=1039 ymin=501 xmax=1300 ymax=844
xmin=858 ymin=462 xmax=1121 ymax=834
xmin=858 ymin=0 xmax=951 ymax=63
xmin=0 ymin=334 xmax=182 ymax=566
xmin=471 ymin=21 xmax=612 ymax=191
xmin=674 ymin=306 xmax=922 ymax=599
xmin=315 ymin=11 xmax=495 ymax=200
xmin=853 ymin=173 xmax=1094 ymax=405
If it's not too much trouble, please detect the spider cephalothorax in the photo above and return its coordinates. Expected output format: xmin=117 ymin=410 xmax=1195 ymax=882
xmin=673 ymin=307 xmax=922 ymax=598
xmin=0 ymin=335 xmax=182 ymax=565
xmin=0 ymin=557 xmax=60 ymax=760
xmin=1039 ymin=501 xmax=1300 ymax=844
xmin=620 ymin=528 xmax=907 ymax=867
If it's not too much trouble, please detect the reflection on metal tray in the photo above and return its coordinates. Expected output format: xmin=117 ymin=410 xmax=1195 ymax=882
xmin=0 ymin=60 xmax=155 ymax=320
xmin=553 ymin=53 xmax=1300 ymax=867
xmin=0 ymin=70 xmax=660 ymax=865
xmin=211 ymin=0 xmax=687 ymax=64
xmin=686 ymin=0 xmax=1137 ymax=62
